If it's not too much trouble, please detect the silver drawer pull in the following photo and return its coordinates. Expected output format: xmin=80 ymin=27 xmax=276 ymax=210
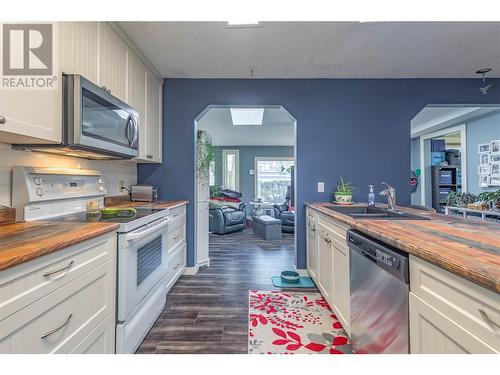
xmin=41 ymin=314 xmax=72 ymax=339
xmin=479 ymin=309 xmax=500 ymax=331
xmin=173 ymin=235 xmax=180 ymax=241
xmin=43 ymin=261 xmax=74 ymax=277
xmin=173 ymin=263 xmax=181 ymax=270
xmin=0 ymin=116 xmax=6 ymax=124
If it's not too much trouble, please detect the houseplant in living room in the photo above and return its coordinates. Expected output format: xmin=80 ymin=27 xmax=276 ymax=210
xmin=333 ymin=177 xmax=356 ymax=204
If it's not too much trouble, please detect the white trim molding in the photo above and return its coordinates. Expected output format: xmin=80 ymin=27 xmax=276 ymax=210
xmin=222 ymin=149 xmax=240 ymax=191
xmin=419 ymin=124 xmax=467 ymax=206
xmin=183 ymin=266 xmax=199 ymax=276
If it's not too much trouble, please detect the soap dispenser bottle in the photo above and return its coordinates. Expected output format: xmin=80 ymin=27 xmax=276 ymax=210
xmin=368 ymin=185 xmax=375 ymax=206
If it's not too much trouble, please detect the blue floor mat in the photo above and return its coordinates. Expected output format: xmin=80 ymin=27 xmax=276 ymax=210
xmin=271 ymin=276 xmax=316 ymax=288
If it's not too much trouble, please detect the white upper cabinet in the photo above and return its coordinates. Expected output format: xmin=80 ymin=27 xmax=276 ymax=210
xmin=127 ymin=52 xmax=147 ymax=160
xmin=98 ymin=22 xmax=128 ymax=102
xmin=59 ymin=22 xmax=99 ymax=83
xmin=0 ymin=21 xmax=162 ymax=158
xmin=143 ymin=71 xmax=162 ymax=163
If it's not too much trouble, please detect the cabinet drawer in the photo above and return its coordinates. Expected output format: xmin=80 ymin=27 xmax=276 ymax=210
xmin=169 ymin=205 xmax=186 ymax=218
xmin=317 ymin=213 xmax=349 ymax=240
xmin=0 ymin=259 xmax=115 ymax=353
xmin=409 ymin=293 xmax=496 ymax=354
xmin=410 ymin=255 xmax=500 ymax=352
xmin=0 ymin=234 xmax=115 ymax=321
xmin=70 ymin=313 xmax=115 ymax=354
xmin=167 ymin=242 xmax=186 ymax=283
xmin=168 ymin=217 xmax=186 ymax=253
xmin=306 ymin=207 xmax=317 ymax=222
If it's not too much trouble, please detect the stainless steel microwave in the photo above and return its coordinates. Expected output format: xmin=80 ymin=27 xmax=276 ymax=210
xmin=13 ymin=74 xmax=139 ymax=160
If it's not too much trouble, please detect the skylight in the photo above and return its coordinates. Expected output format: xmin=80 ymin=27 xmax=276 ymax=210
xmin=230 ymin=108 xmax=264 ymax=126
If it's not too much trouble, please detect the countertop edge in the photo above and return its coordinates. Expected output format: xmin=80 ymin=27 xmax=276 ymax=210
xmin=305 ymin=202 xmax=500 ymax=294
xmin=0 ymin=222 xmax=119 ymax=272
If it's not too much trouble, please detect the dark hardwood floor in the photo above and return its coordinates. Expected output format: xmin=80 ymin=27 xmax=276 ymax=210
xmin=136 ymin=228 xmax=314 ymax=354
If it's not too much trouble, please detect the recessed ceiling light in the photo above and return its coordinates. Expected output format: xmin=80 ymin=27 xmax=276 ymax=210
xmin=230 ymin=108 xmax=264 ymax=125
xmin=225 ymin=21 xmax=262 ymax=29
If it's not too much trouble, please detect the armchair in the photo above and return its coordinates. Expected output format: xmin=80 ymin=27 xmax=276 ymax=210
xmin=209 ymin=203 xmax=247 ymax=235
xmin=273 ymin=186 xmax=294 ymax=233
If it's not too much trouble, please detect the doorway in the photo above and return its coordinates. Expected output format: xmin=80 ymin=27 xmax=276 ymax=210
xmin=193 ymin=105 xmax=297 ymax=273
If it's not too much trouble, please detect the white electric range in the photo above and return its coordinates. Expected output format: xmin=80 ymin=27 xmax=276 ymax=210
xmin=12 ymin=167 xmax=173 ymax=354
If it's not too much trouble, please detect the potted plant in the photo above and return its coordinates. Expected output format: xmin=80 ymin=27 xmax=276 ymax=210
xmin=333 ymin=177 xmax=356 ymax=203
xmin=196 ymin=130 xmax=215 ymax=182
xmin=443 ymin=192 xmax=477 ymax=207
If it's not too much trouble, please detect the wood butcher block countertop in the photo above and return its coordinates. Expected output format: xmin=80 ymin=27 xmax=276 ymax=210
xmin=106 ymin=199 xmax=189 ymax=209
xmin=306 ymin=202 xmax=500 ymax=294
xmin=0 ymin=221 xmax=119 ymax=271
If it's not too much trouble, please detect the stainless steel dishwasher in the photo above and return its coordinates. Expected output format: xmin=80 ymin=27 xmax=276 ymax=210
xmin=348 ymin=229 xmax=409 ymax=354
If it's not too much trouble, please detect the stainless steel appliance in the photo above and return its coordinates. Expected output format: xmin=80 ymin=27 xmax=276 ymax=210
xmin=12 ymin=167 xmax=174 ymax=354
xmin=348 ymin=229 xmax=409 ymax=354
xmin=131 ymin=185 xmax=159 ymax=202
xmin=13 ymin=75 xmax=139 ymax=160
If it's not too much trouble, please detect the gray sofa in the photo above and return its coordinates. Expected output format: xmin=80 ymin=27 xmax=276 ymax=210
xmin=209 ymin=203 xmax=247 ymax=235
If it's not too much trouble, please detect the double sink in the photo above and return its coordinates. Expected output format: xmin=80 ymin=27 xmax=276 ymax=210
xmin=326 ymin=205 xmax=430 ymax=220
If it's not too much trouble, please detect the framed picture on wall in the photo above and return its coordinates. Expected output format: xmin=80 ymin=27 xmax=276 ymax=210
xmin=480 ymin=153 xmax=490 ymax=165
xmin=489 ymin=176 xmax=500 ymax=186
xmin=478 ymin=143 xmax=491 ymax=153
xmin=478 ymin=164 xmax=491 ymax=175
xmin=491 ymin=154 xmax=500 ymax=163
xmin=491 ymin=162 xmax=500 ymax=176
xmin=479 ymin=175 xmax=489 ymax=187
xmin=491 ymin=140 xmax=500 ymax=154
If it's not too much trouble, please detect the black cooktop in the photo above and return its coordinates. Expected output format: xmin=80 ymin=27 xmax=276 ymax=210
xmin=48 ymin=207 xmax=165 ymax=224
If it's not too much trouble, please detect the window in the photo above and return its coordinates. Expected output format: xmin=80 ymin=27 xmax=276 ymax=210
xmin=209 ymin=160 xmax=215 ymax=186
xmin=222 ymin=149 xmax=239 ymax=191
xmin=255 ymin=157 xmax=294 ymax=203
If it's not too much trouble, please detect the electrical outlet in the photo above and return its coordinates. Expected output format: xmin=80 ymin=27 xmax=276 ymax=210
xmin=119 ymin=180 xmax=125 ymax=190
xmin=318 ymin=182 xmax=325 ymax=193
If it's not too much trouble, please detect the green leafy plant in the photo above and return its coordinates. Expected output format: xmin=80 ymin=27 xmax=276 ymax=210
xmin=335 ymin=177 xmax=356 ymax=194
xmin=210 ymin=185 xmax=221 ymax=198
xmin=477 ymin=190 xmax=500 ymax=209
xmin=443 ymin=192 xmax=477 ymax=207
xmin=196 ymin=130 xmax=215 ymax=179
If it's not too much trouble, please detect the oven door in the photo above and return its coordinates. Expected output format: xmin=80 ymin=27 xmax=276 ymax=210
xmin=117 ymin=218 xmax=169 ymax=322
xmin=66 ymin=75 xmax=139 ymax=158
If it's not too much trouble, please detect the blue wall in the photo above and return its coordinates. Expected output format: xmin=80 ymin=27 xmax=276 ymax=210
xmin=214 ymin=146 xmax=294 ymax=206
xmin=466 ymin=110 xmax=500 ymax=194
xmin=138 ymin=78 xmax=500 ymax=268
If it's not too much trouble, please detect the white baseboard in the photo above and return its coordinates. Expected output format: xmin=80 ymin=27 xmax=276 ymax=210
xmin=294 ymin=266 xmax=310 ymax=277
xmin=197 ymin=258 xmax=210 ymax=268
xmin=183 ymin=266 xmax=199 ymax=276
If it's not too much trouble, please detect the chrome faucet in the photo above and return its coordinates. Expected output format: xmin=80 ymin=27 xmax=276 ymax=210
xmin=379 ymin=182 xmax=396 ymax=211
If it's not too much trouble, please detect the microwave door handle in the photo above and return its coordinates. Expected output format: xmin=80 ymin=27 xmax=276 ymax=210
xmin=130 ymin=117 xmax=139 ymax=147
xmin=125 ymin=115 xmax=133 ymax=146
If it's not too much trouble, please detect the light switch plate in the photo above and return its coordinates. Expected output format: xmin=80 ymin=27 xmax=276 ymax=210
xmin=249 ymin=169 xmax=255 ymax=175
xmin=318 ymin=182 xmax=324 ymax=192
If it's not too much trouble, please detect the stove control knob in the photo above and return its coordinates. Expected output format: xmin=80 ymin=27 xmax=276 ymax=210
xmin=34 ymin=177 xmax=42 ymax=185
xmin=97 ymin=178 xmax=103 ymax=184
xmin=36 ymin=188 xmax=43 ymax=196
xmin=98 ymin=186 xmax=105 ymax=192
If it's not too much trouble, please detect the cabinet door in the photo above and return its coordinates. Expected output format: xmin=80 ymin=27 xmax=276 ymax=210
xmin=59 ymin=22 xmax=99 ymax=83
xmin=317 ymin=234 xmax=333 ymax=304
xmin=332 ymin=242 xmax=350 ymax=336
xmin=145 ymin=71 xmax=162 ymax=162
xmin=306 ymin=225 xmax=318 ymax=281
xmin=409 ymin=293 xmax=497 ymax=354
xmin=98 ymin=22 xmax=128 ymax=102
xmin=127 ymin=53 xmax=147 ymax=159
xmin=70 ymin=314 xmax=115 ymax=354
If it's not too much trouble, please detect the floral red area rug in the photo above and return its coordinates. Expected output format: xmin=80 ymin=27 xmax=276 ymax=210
xmin=248 ymin=290 xmax=352 ymax=354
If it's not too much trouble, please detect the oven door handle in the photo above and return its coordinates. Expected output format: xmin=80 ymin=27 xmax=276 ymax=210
xmin=123 ymin=219 xmax=169 ymax=241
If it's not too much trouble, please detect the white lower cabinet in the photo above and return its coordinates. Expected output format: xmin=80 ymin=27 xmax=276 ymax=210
xmin=0 ymin=233 xmax=116 ymax=354
xmin=306 ymin=209 xmax=318 ymax=280
xmin=409 ymin=293 xmax=496 ymax=354
xmin=409 ymin=255 xmax=499 ymax=354
xmin=317 ymin=225 xmax=333 ymax=305
xmin=307 ymin=209 xmax=351 ymax=336
xmin=331 ymin=242 xmax=350 ymax=336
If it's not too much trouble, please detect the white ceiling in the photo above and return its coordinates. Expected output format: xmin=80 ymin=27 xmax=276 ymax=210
xmin=197 ymin=107 xmax=294 ymax=146
xmin=118 ymin=22 xmax=500 ymax=78
xmin=411 ymin=106 xmax=500 ymax=137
